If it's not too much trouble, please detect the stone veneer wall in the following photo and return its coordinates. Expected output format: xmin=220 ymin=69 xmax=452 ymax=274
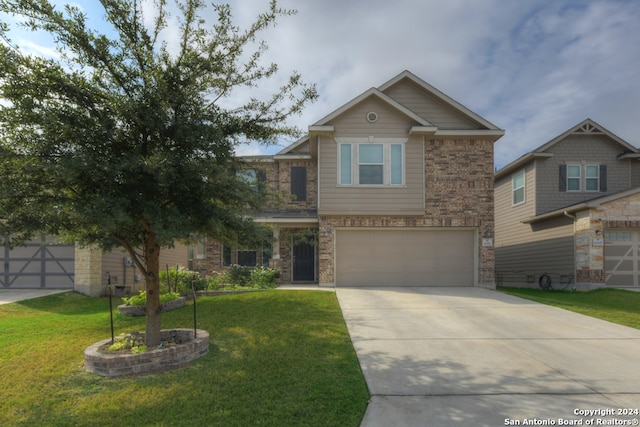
xmin=574 ymin=192 xmax=640 ymax=287
xmin=319 ymin=138 xmax=496 ymax=287
xmin=74 ymin=245 xmax=103 ymax=297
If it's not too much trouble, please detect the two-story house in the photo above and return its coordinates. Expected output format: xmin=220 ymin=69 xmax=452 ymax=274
xmin=495 ymin=119 xmax=640 ymax=290
xmin=199 ymin=70 xmax=504 ymax=288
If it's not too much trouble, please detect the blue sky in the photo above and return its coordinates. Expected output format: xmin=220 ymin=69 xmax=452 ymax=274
xmin=3 ymin=0 xmax=640 ymax=170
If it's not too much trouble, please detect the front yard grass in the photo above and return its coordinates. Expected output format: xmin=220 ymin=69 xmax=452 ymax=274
xmin=498 ymin=287 xmax=640 ymax=330
xmin=0 ymin=291 xmax=369 ymax=426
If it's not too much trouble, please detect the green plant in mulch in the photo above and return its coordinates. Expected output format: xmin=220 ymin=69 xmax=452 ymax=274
xmin=121 ymin=291 xmax=181 ymax=307
xmin=104 ymin=332 xmax=148 ymax=354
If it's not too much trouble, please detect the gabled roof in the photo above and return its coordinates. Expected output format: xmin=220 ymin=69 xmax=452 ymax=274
xmin=378 ymin=70 xmax=503 ymax=131
xmin=311 ymin=87 xmax=434 ymax=127
xmin=275 ymin=70 xmax=505 ymax=156
xmin=534 ymin=118 xmax=638 ymax=153
xmin=495 ymin=118 xmax=640 ymax=180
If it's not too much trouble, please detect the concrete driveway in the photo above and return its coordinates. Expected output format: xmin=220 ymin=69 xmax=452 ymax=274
xmin=0 ymin=289 xmax=69 ymax=305
xmin=336 ymin=287 xmax=640 ymax=427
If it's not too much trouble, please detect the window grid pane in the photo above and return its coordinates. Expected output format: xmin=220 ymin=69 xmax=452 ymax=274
xmin=567 ymin=165 xmax=580 ymax=191
xmin=359 ymin=144 xmax=383 ymax=163
xmin=359 ymin=165 xmax=383 ymax=184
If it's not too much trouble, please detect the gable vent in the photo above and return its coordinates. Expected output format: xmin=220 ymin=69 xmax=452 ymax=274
xmin=366 ymin=112 xmax=378 ymax=123
xmin=575 ymin=123 xmax=602 ymax=134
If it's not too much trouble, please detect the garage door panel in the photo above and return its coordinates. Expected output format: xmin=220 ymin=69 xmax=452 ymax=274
xmin=336 ymin=229 xmax=475 ymax=287
xmin=605 ymin=230 xmax=639 ymax=287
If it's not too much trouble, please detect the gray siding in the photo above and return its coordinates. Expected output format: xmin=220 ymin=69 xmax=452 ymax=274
xmin=535 ymin=134 xmax=635 ymax=214
xmin=495 ymin=164 xmax=575 ymax=287
xmin=495 ymin=215 xmax=575 ymax=287
xmin=632 ymin=160 xmax=640 ymax=188
xmin=382 ymin=79 xmax=479 ymax=130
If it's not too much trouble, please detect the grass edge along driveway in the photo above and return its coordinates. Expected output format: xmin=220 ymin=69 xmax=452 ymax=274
xmin=499 ymin=287 xmax=640 ymax=330
xmin=0 ymin=291 xmax=369 ymax=427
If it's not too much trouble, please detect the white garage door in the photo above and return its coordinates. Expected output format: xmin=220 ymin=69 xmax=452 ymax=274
xmin=605 ymin=230 xmax=640 ymax=287
xmin=335 ymin=228 xmax=475 ymax=287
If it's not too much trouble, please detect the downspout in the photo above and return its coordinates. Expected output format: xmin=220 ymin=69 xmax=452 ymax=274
xmin=564 ymin=211 xmax=577 ymax=286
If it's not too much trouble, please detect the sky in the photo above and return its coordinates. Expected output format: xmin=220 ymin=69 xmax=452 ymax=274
xmin=3 ymin=0 xmax=640 ymax=170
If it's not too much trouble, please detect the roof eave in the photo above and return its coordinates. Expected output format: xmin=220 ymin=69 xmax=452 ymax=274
xmin=495 ymin=153 xmax=553 ymax=180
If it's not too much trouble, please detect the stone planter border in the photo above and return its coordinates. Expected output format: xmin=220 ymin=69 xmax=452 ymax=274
xmin=117 ymin=296 xmax=186 ymax=316
xmin=84 ymin=328 xmax=209 ymax=377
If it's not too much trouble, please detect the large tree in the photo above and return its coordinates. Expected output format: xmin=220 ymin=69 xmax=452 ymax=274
xmin=0 ymin=0 xmax=316 ymax=345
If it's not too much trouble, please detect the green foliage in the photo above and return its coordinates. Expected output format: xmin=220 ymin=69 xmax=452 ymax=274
xmin=160 ymin=267 xmax=207 ymax=293
xmin=121 ymin=291 xmax=181 ymax=307
xmin=226 ymin=265 xmax=252 ymax=287
xmin=249 ymin=266 xmax=280 ymax=289
xmin=205 ymin=266 xmax=280 ymax=290
xmin=0 ymin=0 xmax=316 ymax=343
xmin=107 ymin=333 xmax=148 ymax=354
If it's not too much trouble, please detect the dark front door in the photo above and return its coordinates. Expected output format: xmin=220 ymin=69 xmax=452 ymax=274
xmin=292 ymin=240 xmax=315 ymax=282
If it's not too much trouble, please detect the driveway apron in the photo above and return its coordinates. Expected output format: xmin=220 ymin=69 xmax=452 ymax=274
xmin=336 ymin=287 xmax=640 ymax=427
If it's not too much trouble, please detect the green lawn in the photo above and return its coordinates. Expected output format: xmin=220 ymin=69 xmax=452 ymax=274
xmin=0 ymin=291 xmax=369 ymax=426
xmin=499 ymin=287 xmax=640 ymax=330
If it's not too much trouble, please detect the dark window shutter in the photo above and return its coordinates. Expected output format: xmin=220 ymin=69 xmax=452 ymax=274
xmin=559 ymin=164 xmax=567 ymax=192
xmin=599 ymin=165 xmax=607 ymax=192
xmin=291 ymin=166 xmax=307 ymax=201
xmin=256 ymin=169 xmax=266 ymax=183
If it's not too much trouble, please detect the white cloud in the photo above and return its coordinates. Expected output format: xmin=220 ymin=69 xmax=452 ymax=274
xmin=4 ymin=0 xmax=639 ymax=169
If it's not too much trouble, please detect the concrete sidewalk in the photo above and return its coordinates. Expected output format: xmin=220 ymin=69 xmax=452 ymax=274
xmin=336 ymin=287 xmax=640 ymax=427
xmin=0 ymin=289 xmax=70 ymax=305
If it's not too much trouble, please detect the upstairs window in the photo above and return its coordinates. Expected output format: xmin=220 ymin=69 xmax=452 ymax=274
xmin=512 ymin=170 xmax=525 ymax=205
xmin=290 ymin=166 xmax=307 ymax=201
xmin=585 ymin=165 xmax=599 ymax=191
xmin=358 ymin=144 xmax=384 ymax=185
xmin=567 ymin=165 xmax=581 ymax=191
xmin=559 ymin=164 xmax=607 ymax=192
xmin=338 ymin=141 xmax=404 ymax=186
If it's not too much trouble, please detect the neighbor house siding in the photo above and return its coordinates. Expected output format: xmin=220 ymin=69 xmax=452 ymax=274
xmin=382 ymin=80 xmax=479 ymax=130
xmin=495 ymin=163 xmax=575 ymax=286
xmin=494 ymin=164 xmax=536 ymax=247
xmin=535 ymin=134 xmax=633 ymax=215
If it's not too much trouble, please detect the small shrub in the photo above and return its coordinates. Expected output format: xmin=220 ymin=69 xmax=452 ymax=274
xmin=160 ymin=267 xmax=207 ymax=293
xmin=122 ymin=291 xmax=180 ymax=307
xmin=227 ymin=265 xmax=251 ymax=286
xmin=249 ymin=267 xmax=280 ymax=289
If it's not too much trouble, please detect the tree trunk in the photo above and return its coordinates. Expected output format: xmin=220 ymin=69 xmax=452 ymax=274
xmin=144 ymin=231 xmax=162 ymax=347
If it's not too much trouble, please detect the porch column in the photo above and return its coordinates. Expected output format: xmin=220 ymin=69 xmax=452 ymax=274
xmin=269 ymin=227 xmax=281 ymax=278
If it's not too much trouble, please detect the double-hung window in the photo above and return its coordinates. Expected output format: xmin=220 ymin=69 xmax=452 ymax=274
xmin=358 ymin=144 xmax=384 ymax=184
xmin=585 ymin=165 xmax=599 ymax=191
xmin=512 ymin=170 xmax=525 ymax=205
xmin=567 ymin=165 xmax=581 ymax=191
xmin=560 ymin=164 xmax=607 ymax=192
xmin=338 ymin=139 xmax=405 ymax=186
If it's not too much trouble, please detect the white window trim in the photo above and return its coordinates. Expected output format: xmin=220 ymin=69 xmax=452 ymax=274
xmin=512 ymin=170 xmax=525 ymax=206
xmin=567 ymin=164 xmax=582 ymax=192
xmin=585 ymin=164 xmax=600 ymax=192
xmin=336 ymin=137 xmax=406 ymax=187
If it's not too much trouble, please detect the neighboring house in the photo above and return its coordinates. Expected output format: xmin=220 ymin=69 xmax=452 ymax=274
xmin=198 ymin=70 xmax=504 ymax=288
xmin=1 ymin=236 xmax=189 ymax=297
xmin=494 ymin=119 xmax=640 ymax=290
